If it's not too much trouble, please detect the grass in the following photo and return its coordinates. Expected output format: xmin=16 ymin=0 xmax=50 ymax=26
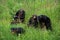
xmin=0 ymin=0 xmax=60 ymax=40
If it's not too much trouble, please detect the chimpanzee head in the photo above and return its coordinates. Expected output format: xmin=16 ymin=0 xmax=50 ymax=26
xmin=11 ymin=28 xmax=17 ymax=34
xmin=32 ymin=15 xmax=37 ymax=20
xmin=15 ymin=9 xmax=25 ymax=17
xmin=18 ymin=9 xmax=25 ymax=17
xmin=31 ymin=15 xmax=38 ymax=27
xmin=19 ymin=9 xmax=25 ymax=14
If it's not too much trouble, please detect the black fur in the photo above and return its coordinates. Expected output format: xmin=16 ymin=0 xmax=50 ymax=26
xmin=11 ymin=27 xmax=25 ymax=36
xmin=15 ymin=9 xmax=25 ymax=23
xmin=38 ymin=15 xmax=52 ymax=31
xmin=28 ymin=15 xmax=38 ymax=28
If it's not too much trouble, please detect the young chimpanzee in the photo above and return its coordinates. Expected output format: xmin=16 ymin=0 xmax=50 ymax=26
xmin=11 ymin=9 xmax=25 ymax=24
xmin=28 ymin=15 xmax=38 ymax=28
xmin=38 ymin=15 xmax=52 ymax=31
xmin=14 ymin=9 xmax=25 ymax=23
xmin=11 ymin=27 xmax=25 ymax=36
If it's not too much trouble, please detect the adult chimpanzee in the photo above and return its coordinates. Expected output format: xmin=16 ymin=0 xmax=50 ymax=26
xmin=11 ymin=27 xmax=25 ymax=36
xmin=28 ymin=15 xmax=38 ymax=28
xmin=15 ymin=9 xmax=25 ymax=23
xmin=38 ymin=15 xmax=52 ymax=31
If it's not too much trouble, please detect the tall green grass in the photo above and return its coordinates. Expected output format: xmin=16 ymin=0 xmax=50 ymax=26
xmin=0 ymin=0 xmax=60 ymax=40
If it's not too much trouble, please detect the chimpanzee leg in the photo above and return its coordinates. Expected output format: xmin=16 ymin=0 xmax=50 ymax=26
xmin=39 ymin=22 xmax=44 ymax=29
xmin=46 ymin=23 xmax=52 ymax=31
xmin=34 ymin=22 xmax=38 ymax=28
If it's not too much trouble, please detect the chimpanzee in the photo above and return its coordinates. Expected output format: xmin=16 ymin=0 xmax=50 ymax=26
xmin=14 ymin=9 xmax=25 ymax=23
xmin=11 ymin=27 xmax=25 ymax=36
xmin=28 ymin=15 xmax=38 ymax=28
xmin=38 ymin=15 xmax=52 ymax=31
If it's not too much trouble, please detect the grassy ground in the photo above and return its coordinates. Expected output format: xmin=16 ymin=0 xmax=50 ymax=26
xmin=0 ymin=0 xmax=60 ymax=40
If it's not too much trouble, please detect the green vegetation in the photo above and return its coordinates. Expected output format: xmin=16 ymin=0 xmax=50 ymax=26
xmin=0 ymin=0 xmax=60 ymax=40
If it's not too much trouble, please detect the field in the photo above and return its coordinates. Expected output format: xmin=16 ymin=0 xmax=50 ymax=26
xmin=0 ymin=0 xmax=60 ymax=40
